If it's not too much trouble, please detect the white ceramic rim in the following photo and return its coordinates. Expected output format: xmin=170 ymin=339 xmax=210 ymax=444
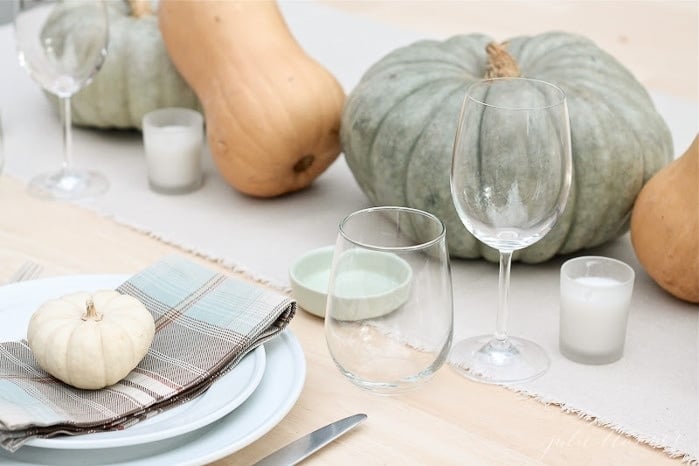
xmin=288 ymin=245 xmax=334 ymax=294
xmin=0 ymin=331 xmax=306 ymax=466
xmin=0 ymin=274 xmax=267 ymax=450
xmin=288 ymin=246 xmax=333 ymax=317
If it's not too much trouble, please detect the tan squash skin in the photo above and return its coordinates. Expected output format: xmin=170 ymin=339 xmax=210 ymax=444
xmin=631 ymin=135 xmax=699 ymax=303
xmin=158 ymin=0 xmax=345 ymax=197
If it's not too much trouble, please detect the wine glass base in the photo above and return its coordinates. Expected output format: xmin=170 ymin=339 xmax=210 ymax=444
xmin=449 ymin=335 xmax=550 ymax=384
xmin=27 ymin=169 xmax=109 ymax=200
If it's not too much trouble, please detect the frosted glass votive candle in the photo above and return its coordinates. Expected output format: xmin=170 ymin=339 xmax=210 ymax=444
xmin=143 ymin=108 xmax=203 ymax=194
xmin=559 ymin=256 xmax=635 ymax=364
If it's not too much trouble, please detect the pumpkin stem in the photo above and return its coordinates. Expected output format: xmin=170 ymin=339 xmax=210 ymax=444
xmin=485 ymin=42 xmax=521 ymax=78
xmin=128 ymin=0 xmax=152 ymax=18
xmin=81 ymin=299 xmax=103 ymax=322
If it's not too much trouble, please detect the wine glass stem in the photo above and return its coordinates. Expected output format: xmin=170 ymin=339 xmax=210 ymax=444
xmin=494 ymin=250 xmax=513 ymax=342
xmin=60 ymin=96 xmax=73 ymax=174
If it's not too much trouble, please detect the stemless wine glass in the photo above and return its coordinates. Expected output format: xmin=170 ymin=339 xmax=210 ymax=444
xmin=14 ymin=0 xmax=109 ymax=199
xmin=450 ymin=77 xmax=572 ymax=384
xmin=325 ymin=206 xmax=453 ymax=394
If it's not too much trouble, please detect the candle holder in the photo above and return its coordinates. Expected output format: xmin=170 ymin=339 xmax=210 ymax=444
xmin=559 ymin=256 xmax=635 ymax=364
xmin=142 ymin=108 xmax=204 ymax=194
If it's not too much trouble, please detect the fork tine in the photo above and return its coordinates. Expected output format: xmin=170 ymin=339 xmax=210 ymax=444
xmin=26 ymin=263 xmax=41 ymax=281
xmin=24 ymin=262 xmax=42 ymax=281
xmin=8 ymin=261 xmax=43 ymax=284
xmin=7 ymin=262 xmax=30 ymax=283
xmin=19 ymin=263 xmax=39 ymax=282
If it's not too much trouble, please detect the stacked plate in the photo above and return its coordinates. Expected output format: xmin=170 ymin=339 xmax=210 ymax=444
xmin=0 ymin=275 xmax=306 ymax=465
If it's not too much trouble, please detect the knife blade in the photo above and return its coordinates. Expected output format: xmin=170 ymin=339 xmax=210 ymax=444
xmin=252 ymin=413 xmax=368 ymax=466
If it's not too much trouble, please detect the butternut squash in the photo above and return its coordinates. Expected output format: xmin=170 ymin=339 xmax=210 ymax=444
xmin=158 ymin=0 xmax=345 ymax=197
xmin=631 ymin=135 xmax=699 ymax=303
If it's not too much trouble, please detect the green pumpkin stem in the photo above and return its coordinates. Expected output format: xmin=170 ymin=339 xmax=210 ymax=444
xmin=485 ymin=42 xmax=521 ymax=78
xmin=129 ymin=0 xmax=153 ymax=18
xmin=81 ymin=299 xmax=103 ymax=322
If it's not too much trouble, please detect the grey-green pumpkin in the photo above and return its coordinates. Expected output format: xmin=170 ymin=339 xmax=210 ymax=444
xmin=46 ymin=0 xmax=198 ymax=130
xmin=341 ymin=32 xmax=673 ymax=262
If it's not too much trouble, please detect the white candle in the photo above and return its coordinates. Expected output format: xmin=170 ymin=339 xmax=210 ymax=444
xmin=142 ymin=108 xmax=203 ymax=194
xmin=559 ymin=257 xmax=635 ymax=364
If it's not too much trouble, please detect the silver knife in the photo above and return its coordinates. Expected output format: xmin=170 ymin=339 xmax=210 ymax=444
xmin=252 ymin=413 xmax=368 ymax=466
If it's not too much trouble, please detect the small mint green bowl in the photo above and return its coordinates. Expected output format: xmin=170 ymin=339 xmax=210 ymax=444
xmin=289 ymin=245 xmax=412 ymax=319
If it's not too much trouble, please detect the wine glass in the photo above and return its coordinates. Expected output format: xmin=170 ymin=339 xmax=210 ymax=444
xmin=324 ymin=206 xmax=453 ymax=394
xmin=450 ymin=77 xmax=572 ymax=384
xmin=14 ymin=0 xmax=109 ymax=199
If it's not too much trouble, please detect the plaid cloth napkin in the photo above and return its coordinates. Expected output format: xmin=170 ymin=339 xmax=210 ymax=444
xmin=0 ymin=256 xmax=295 ymax=452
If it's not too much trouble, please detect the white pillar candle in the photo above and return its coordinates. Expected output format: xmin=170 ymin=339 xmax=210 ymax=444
xmin=142 ymin=108 xmax=203 ymax=194
xmin=559 ymin=256 xmax=635 ymax=364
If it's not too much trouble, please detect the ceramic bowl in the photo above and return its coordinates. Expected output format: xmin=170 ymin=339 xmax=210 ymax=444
xmin=289 ymin=245 xmax=412 ymax=319
xmin=288 ymin=246 xmax=335 ymax=318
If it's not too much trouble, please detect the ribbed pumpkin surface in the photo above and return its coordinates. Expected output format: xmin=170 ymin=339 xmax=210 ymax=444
xmin=341 ymin=32 xmax=673 ymax=262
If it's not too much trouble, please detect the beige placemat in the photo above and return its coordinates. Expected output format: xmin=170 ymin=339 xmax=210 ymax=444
xmin=0 ymin=2 xmax=696 ymax=462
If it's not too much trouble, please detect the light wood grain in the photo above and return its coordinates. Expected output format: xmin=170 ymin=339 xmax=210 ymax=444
xmin=0 ymin=173 xmax=680 ymax=466
xmin=1 ymin=1 xmax=695 ymax=464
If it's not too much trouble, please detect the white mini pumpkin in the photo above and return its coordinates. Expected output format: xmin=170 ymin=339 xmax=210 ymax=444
xmin=27 ymin=290 xmax=155 ymax=390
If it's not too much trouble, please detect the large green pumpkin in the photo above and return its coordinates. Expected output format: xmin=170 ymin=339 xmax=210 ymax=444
xmin=46 ymin=0 xmax=198 ymax=130
xmin=341 ymin=32 xmax=673 ymax=262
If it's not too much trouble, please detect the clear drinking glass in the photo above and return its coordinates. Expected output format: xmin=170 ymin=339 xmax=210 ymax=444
xmin=450 ymin=77 xmax=572 ymax=384
xmin=324 ymin=206 xmax=453 ymax=394
xmin=14 ymin=0 xmax=109 ymax=199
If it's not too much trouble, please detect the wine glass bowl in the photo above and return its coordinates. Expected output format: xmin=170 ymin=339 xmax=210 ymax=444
xmin=14 ymin=0 xmax=109 ymax=199
xmin=450 ymin=77 xmax=572 ymax=384
xmin=324 ymin=206 xmax=453 ymax=394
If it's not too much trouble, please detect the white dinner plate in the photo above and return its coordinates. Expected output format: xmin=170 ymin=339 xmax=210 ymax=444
xmin=0 ymin=275 xmax=267 ymax=450
xmin=0 ymin=328 xmax=306 ymax=465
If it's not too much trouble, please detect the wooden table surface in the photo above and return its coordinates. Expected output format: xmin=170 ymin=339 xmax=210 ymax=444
xmin=1 ymin=1 xmax=696 ymax=465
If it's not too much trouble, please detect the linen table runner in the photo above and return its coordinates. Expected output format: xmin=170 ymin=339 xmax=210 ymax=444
xmin=0 ymin=255 xmax=296 ymax=452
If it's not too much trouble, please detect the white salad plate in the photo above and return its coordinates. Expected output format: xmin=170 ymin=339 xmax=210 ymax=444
xmin=0 ymin=274 xmax=305 ymax=464
xmin=0 ymin=274 xmax=266 ymax=450
xmin=33 ymin=343 xmax=265 ymax=449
